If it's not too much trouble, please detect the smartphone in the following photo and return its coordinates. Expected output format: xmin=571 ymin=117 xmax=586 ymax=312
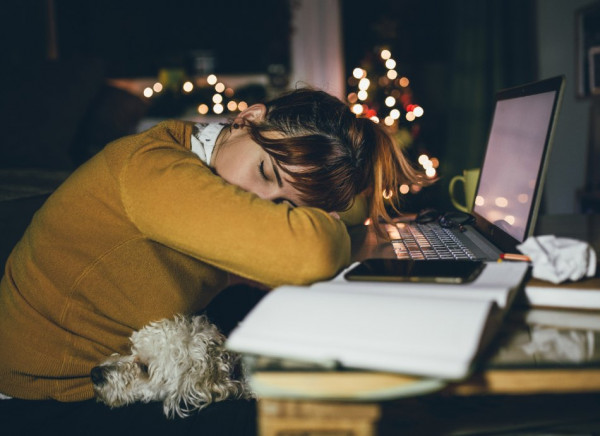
xmin=344 ymin=259 xmax=485 ymax=284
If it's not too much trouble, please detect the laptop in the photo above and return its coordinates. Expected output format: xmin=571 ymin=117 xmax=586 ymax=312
xmin=387 ymin=75 xmax=566 ymax=261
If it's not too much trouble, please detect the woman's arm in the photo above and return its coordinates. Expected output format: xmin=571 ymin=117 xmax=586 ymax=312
xmin=337 ymin=194 xmax=369 ymax=227
xmin=119 ymin=123 xmax=351 ymax=287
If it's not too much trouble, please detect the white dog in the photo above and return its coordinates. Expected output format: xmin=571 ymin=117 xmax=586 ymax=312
xmin=91 ymin=314 xmax=251 ymax=418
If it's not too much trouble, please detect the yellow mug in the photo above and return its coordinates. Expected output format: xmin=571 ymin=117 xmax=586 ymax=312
xmin=449 ymin=168 xmax=480 ymax=213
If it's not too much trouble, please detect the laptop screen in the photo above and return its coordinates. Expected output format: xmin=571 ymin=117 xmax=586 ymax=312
xmin=472 ymin=77 xmax=564 ymax=246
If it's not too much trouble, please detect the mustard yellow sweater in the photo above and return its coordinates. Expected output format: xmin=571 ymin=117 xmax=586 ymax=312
xmin=0 ymin=120 xmax=352 ymax=401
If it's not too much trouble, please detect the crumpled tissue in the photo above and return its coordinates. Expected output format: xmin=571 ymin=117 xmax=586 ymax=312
xmin=517 ymin=235 xmax=597 ymax=284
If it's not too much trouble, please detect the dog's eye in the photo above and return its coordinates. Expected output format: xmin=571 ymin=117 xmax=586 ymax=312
xmin=138 ymin=363 xmax=149 ymax=374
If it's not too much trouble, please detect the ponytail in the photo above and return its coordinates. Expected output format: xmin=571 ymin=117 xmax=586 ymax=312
xmin=350 ymin=118 xmax=429 ymax=236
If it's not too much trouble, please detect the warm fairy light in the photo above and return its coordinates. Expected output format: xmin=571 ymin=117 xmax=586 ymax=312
xmin=224 ymin=87 xmax=234 ymax=97
xmin=353 ymin=67 xmax=366 ymax=79
xmin=352 ymin=103 xmax=364 ymax=115
xmin=422 ymin=159 xmax=433 ymax=169
xmin=385 ymin=96 xmax=396 ymax=107
xmin=387 ymin=70 xmax=398 ymax=80
xmin=418 ymin=154 xmax=429 ymax=165
xmin=430 ymin=157 xmax=439 ymax=168
xmin=383 ymin=189 xmax=393 ymax=199
xmin=390 ymin=109 xmax=400 ymax=119
xmin=182 ymin=81 xmax=194 ymax=93
xmin=413 ymin=106 xmax=424 ymax=117
xmin=399 ymin=77 xmax=410 ymax=87
xmin=152 ymin=82 xmax=163 ymax=93
xmin=385 ymin=59 xmax=396 ymax=70
xmin=475 ymin=195 xmax=485 ymax=206
xmin=237 ymin=101 xmax=248 ymax=111
xmin=207 ymin=74 xmax=218 ymax=85
xmin=380 ymin=49 xmax=391 ymax=60
xmin=227 ymin=101 xmax=238 ymax=111
xmin=215 ymin=82 xmax=225 ymax=93
xmin=357 ymin=90 xmax=368 ymax=101
xmin=406 ymin=111 xmax=416 ymax=121
xmin=399 ymin=184 xmax=410 ymax=194
xmin=143 ymin=87 xmax=153 ymax=98
xmin=364 ymin=217 xmax=372 ymax=226
xmin=347 ymin=92 xmax=358 ymax=103
xmin=384 ymin=116 xmax=394 ymax=126
xmin=425 ymin=167 xmax=437 ymax=178
xmin=358 ymin=78 xmax=370 ymax=91
xmin=212 ymin=93 xmax=223 ymax=104
xmin=197 ymin=104 xmax=209 ymax=115
xmin=505 ymin=215 xmax=516 ymax=225
xmin=213 ymin=103 xmax=224 ymax=114
xmin=370 ymin=116 xmax=380 ymax=123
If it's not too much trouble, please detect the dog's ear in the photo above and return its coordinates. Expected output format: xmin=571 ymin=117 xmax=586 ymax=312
xmin=162 ymin=316 xmax=249 ymax=418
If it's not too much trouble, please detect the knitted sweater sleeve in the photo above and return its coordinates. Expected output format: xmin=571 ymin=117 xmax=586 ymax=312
xmin=118 ymin=121 xmax=351 ymax=287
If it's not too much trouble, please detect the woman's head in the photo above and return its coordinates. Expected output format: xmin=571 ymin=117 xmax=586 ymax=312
xmin=213 ymin=88 xmax=426 ymax=226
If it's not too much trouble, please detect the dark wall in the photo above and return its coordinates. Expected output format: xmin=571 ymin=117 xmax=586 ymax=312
xmin=3 ymin=0 xmax=291 ymax=77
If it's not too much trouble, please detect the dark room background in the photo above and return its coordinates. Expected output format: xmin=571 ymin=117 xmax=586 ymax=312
xmin=1 ymin=0 xmax=595 ymax=214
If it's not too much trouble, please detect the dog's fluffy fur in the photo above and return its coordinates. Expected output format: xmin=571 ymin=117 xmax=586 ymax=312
xmin=91 ymin=315 xmax=250 ymax=418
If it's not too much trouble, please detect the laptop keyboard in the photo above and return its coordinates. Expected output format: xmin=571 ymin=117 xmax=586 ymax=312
xmin=385 ymin=222 xmax=482 ymax=260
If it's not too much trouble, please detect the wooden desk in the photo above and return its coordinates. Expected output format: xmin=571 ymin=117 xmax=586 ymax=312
xmin=257 ymin=214 xmax=600 ymax=436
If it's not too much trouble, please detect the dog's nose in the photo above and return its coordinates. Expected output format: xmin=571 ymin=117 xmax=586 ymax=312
xmin=90 ymin=366 xmax=106 ymax=386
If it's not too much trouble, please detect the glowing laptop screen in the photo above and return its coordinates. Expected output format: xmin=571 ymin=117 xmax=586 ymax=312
xmin=472 ymin=91 xmax=557 ymax=242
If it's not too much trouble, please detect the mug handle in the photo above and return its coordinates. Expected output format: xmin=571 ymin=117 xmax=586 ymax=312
xmin=449 ymin=175 xmax=469 ymax=213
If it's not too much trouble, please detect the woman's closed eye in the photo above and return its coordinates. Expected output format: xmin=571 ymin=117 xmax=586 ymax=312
xmin=259 ymin=160 xmax=270 ymax=182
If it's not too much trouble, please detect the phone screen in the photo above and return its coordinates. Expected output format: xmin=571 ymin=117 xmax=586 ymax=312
xmin=344 ymin=259 xmax=485 ymax=284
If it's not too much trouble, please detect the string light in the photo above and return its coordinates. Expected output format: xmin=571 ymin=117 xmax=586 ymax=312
xmin=227 ymin=101 xmax=238 ymax=111
xmin=207 ymin=74 xmax=218 ymax=85
xmin=182 ymin=81 xmax=194 ymax=93
xmin=353 ymin=68 xmax=366 ymax=79
xmin=352 ymin=104 xmax=364 ymax=115
xmin=358 ymin=78 xmax=370 ymax=91
xmin=346 ymin=48 xmax=424 ymax=131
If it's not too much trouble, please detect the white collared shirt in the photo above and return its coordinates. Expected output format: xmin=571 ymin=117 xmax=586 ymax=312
xmin=190 ymin=123 xmax=226 ymax=166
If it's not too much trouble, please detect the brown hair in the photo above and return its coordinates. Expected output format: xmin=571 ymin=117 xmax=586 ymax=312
xmin=246 ymin=88 xmax=427 ymax=233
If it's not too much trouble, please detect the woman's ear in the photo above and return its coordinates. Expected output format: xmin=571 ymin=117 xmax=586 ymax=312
xmin=239 ymin=104 xmax=266 ymax=123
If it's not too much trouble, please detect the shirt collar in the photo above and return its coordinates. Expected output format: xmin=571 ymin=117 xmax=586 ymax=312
xmin=190 ymin=123 xmax=226 ymax=165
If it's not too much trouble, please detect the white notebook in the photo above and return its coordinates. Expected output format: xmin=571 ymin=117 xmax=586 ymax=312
xmin=226 ymin=262 xmax=529 ymax=380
